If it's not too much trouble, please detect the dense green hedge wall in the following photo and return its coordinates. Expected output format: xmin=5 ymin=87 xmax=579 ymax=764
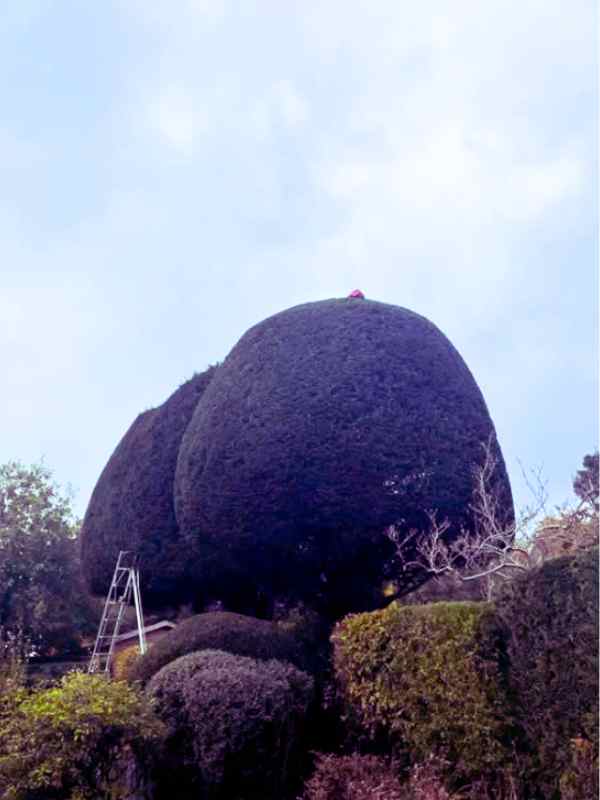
xmin=127 ymin=611 xmax=309 ymax=685
xmin=148 ymin=649 xmax=314 ymax=800
xmin=496 ymin=547 xmax=599 ymax=800
xmin=333 ymin=601 xmax=512 ymax=785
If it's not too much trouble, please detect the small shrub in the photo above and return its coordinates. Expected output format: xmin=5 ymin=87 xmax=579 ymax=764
xmin=147 ymin=649 xmax=314 ymax=799
xmin=127 ymin=610 xmax=308 ymax=684
xmin=112 ymin=642 xmax=141 ymax=681
xmin=302 ymin=753 xmax=405 ymax=800
xmin=496 ymin=547 xmax=598 ymax=798
xmin=559 ymin=738 xmax=599 ymax=800
xmin=333 ymin=601 xmax=512 ymax=785
xmin=0 ymin=671 xmax=165 ymax=800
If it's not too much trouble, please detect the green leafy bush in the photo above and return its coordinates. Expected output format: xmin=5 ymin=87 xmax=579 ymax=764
xmin=0 ymin=671 xmax=165 ymax=800
xmin=147 ymin=649 xmax=314 ymax=799
xmin=127 ymin=610 xmax=308 ymax=684
xmin=496 ymin=548 xmax=599 ymax=799
xmin=333 ymin=601 xmax=512 ymax=785
xmin=559 ymin=738 xmax=599 ymax=800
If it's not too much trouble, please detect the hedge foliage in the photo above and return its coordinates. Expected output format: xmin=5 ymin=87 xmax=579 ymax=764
xmin=333 ymin=601 xmax=511 ymax=784
xmin=175 ymin=299 xmax=512 ymax=617
xmin=126 ymin=611 xmax=309 ymax=685
xmin=0 ymin=671 xmax=164 ymax=800
xmin=496 ymin=547 xmax=599 ymax=799
xmin=302 ymin=754 xmax=405 ymax=800
xmin=81 ymin=367 xmax=215 ymax=606
xmin=148 ymin=649 xmax=314 ymax=799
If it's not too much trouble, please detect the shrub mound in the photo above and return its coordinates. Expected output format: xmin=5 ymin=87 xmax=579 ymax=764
xmin=80 ymin=367 xmax=215 ymax=605
xmin=496 ymin=547 xmax=599 ymax=799
xmin=147 ymin=649 xmax=314 ymax=799
xmin=127 ymin=611 xmax=308 ymax=684
xmin=333 ymin=600 xmax=511 ymax=785
xmin=175 ymin=298 xmax=512 ymax=616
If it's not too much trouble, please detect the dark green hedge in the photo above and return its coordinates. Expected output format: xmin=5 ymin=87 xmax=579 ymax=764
xmin=496 ymin=547 xmax=599 ymax=799
xmin=127 ymin=611 xmax=309 ymax=685
xmin=333 ymin=601 xmax=512 ymax=785
xmin=80 ymin=367 xmax=215 ymax=606
xmin=174 ymin=298 xmax=512 ymax=617
xmin=148 ymin=649 xmax=314 ymax=799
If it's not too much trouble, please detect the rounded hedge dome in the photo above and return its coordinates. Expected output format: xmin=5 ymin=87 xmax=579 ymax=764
xmin=80 ymin=367 xmax=215 ymax=604
xmin=174 ymin=298 xmax=513 ymax=616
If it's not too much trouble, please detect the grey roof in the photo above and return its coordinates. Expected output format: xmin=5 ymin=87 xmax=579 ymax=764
xmin=115 ymin=620 xmax=176 ymax=643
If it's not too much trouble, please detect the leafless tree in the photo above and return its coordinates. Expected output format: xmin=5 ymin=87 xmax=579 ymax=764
xmin=387 ymin=438 xmax=549 ymax=600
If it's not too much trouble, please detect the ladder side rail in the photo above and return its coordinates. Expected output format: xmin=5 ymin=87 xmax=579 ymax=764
xmin=132 ymin=570 xmax=147 ymax=655
xmin=88 ymin=571 xmax=124 ymax=673
xmin=102 ymin=572 xmax=135 ymax=674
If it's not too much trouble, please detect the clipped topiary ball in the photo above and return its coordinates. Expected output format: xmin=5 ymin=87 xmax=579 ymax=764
xmin=148 ymin=649 xmax=314 ymax=799
xmin=175 ymin=298 xmax=512 ymax=616
xmin=126 ymin=611 xmax=310 ymax=685
xmin=80 ymin=367 xmax=215 ymax=605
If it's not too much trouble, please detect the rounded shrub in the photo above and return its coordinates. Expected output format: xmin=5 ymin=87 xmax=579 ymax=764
xmin=495 ymin=547 xmax=599 ymax=799
xmin=126 ymin=611 xmax=309 ymax=685
xmin=175 ymin=298 xmax=512 ymax=616
xmin=147 ymin=649 xmax=314 ymax=799
xmin=80 ymin=367 xmax=215 ymax=606
xmin=333 ymin=600 xmax=512 ymax=785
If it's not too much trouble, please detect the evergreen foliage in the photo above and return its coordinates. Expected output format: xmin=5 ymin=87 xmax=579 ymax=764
xmin=333 ymin=600 xmax=512 ymax=785
xmin=126 ymin=611 xmax=309 ymax=685
xmin=175 ymin=298 xmax=512 ymax=616
xmin=495 ymin=547 xmax=599 ymax=799
xmin=80 ymin=367 xmax=215 ymax=605
xmin=147 ymin=649 xmax=314 ymax=799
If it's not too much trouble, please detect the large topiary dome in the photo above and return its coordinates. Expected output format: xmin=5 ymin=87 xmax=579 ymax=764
xmin=80 ymin=367 xmax=215 ymax=605
xmin=173 ymin=298 xmax=513 ymax=616
xmin=81 ymin=298 xmax=513 ymax=617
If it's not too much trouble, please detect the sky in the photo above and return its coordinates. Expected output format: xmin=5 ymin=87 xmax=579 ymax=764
xmin=1 ymin=0 xmax=597 ymax=524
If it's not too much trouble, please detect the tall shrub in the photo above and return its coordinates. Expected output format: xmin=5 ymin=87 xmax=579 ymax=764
xmin=333 ymin=601 xmax=512 ymax=785
xmin=495 ymin=547 xmax=598 ymax=799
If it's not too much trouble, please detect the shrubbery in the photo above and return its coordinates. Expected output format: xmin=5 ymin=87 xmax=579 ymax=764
xmin=127 ymin=610 xmax=308 ymax=684
xmin=148 ymin=649 xmax=314 ymax=799
xmin=496 ymin=547 xmax=599 ymax=799
xmin=333 ymin=601 xmax=512 ymax=786
xmin=302 ymin=754 xmax=405 ymax=800
xmin=0 ymin=671 xmax=164 ymax=800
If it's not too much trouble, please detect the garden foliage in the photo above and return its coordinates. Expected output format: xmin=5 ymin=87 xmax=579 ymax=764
xmin=147 ymin=649 xmax=314 ymax=799
xmin=81 ymin=299 xmax=511 ymax=617
xmin=81 ymin=367 xmax=215 ymax=607
xmin=333 ymin=600 xmax=512 ymax=785
xmin=495 ymin=547 xmax=599 ymax=799
xmin=0 ymin=671 xmax=164 ymax=800
xmin=126 ymin=610 xmax=308 ymax=684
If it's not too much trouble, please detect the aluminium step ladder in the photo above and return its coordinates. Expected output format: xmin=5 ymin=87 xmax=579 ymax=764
xmin=88 ymin=550 xmax=147 ymax=675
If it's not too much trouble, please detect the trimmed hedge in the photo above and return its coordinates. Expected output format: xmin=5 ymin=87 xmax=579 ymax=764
xmin=496 ymin=547 xmax=599 ymax=799
xmin=126 ymin=611 xmax=309 ymax=685
xmin=147 ymin=649 xmax=314 ymax=799
xmin=333 ymin=601 xmax=512 ymax=784
xmin=174 ymin=298 xmax=512 ymax=617
xmin=80 ymin=367 xmax=215 ymax=606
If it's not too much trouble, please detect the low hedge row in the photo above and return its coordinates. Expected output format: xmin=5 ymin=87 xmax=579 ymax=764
xmin=126 ymin=611 xmax=308 ymax=684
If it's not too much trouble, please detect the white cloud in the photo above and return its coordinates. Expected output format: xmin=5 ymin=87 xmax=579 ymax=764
xmin=149 ymin=86 xmax=209 ymax=152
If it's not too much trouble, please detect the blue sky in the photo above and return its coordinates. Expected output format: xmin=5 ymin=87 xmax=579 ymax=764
xmin=1 ymin=0 xmax=597 ymax=522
